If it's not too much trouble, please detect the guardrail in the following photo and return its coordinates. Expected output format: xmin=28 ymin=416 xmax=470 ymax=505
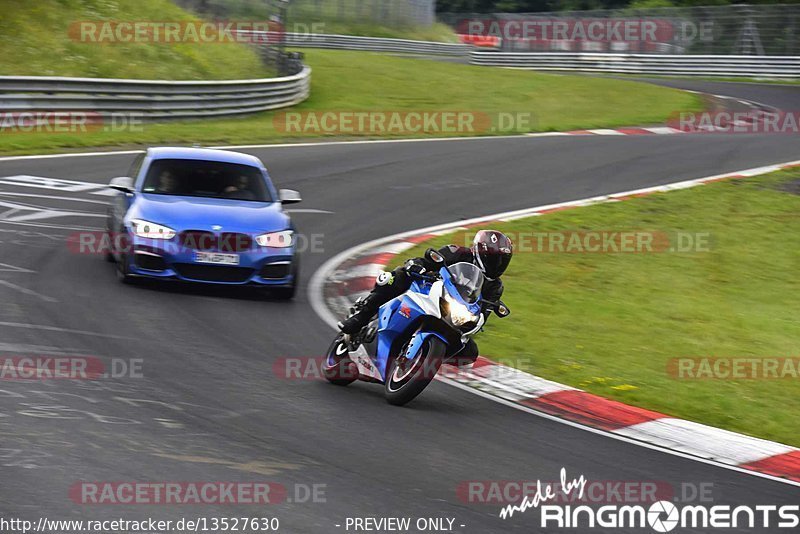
xmin=469 ymin=51 xmax=800 ymax=78
xmin=0 ymin=67 xmax=311 ymax=120
xmin=283 ymin=32 xmax=469 ymax=56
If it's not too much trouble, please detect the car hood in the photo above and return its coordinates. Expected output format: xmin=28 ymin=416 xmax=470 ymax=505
xmin=130 ymin=194 xmax=291 ymax=233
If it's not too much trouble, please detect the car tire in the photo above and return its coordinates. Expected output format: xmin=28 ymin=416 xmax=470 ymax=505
xmin=104 ymin=231 xmax=115 ymax=262
xmin=116 ymin=253 xmax=135 ymax=284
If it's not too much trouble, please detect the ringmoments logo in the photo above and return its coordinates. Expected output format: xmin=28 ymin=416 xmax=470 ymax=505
xmin=499 ymin=469 xmax=800 ymax=531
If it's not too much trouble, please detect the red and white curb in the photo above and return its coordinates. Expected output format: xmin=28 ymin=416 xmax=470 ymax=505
xmin=526 ymin=126 xmax=687 ymax=137
xmin=309 ymin=158 xmax=800 ymax=486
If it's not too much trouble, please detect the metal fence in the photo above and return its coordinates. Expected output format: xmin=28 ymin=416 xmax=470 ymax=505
xmin=470 ymin=51 xmax=800 ymax=78
xmin=0 ymin=68 xmax=311 ymax=120
xmin=175 ymin=0 xmax=436 ymax=26
xmin=441 ymin=4 xmax=800 ymax=56
xmin=284 ymin=32 xmax=468 ymax=55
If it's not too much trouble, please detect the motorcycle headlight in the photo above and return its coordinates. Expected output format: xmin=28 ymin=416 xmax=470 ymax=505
xmin=255 ymin=230 xmax=294 ymax=248
xmin=130 ymin=219 xmax=176 ymax=239
xmin=443 ymin=294 xmax=479 ymax=327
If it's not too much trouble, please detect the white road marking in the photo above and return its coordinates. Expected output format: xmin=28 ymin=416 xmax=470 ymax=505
xmin=0 ymin=280 xmax=57 ymax=302
xmin=0 ymin=189 xmax=106 ymax=224
xmin=283 ymin=208 xmax=333 ymax=214
xmin=0 ymin=322 xmax=133 ymax=339
xmin=0 ymin=262 xmax=35 ymax=273
xmin=0 ymin=219 xmax=103 ymax=231
xmin=0 ymin=342 xmax=85 ymax=355
xmin=0 ymin=175 xmax=109 ymax=193
xmin=0 ymin=192 xmax=109 ymax=205
xmin=3 ymin=210 xmax=105 ymax=223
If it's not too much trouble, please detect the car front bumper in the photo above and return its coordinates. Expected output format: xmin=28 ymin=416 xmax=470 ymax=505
xmin=122 ymin=235 xmax=296 ymax=286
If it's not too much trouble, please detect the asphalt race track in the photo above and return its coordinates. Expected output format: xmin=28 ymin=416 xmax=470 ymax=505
xmin=1 ymin=81 xmax=799 ymax=533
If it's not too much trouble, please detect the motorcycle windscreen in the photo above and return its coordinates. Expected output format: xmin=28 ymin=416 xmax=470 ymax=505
xmin=445 ymin=262 xmax=485 ymax=304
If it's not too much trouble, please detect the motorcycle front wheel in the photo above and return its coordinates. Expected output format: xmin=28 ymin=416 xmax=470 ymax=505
xmin=384 ymin=336 xmax=446 ymax=406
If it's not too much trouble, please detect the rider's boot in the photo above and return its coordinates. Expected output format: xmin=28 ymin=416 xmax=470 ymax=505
xmin=338 ymin=292 xmax=383 ymax=336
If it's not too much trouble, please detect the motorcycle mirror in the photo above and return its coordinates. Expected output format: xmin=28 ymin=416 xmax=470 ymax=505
xmin=425 ymin=248 xmax=444 ymax=264
xmin=495 ymin=303 xmax=511 ymax=318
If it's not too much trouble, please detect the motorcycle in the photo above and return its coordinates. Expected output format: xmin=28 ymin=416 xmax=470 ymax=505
xmin=323 ymin=248 xmax=510 ymax=406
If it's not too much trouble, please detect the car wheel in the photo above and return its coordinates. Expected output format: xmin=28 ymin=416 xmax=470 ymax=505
xmin=104 ymin=231 xmax=115 ymax=262
xmin=116 ymin=253 xmax=134 ymax=284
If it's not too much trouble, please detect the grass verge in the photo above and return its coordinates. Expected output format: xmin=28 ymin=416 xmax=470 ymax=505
xmin=399 ymin=168 xmax=800 ymax=447
xmin=0 ymin=0 xmax=269 ymax=79
xmin=0 ymin=50 xmax=701 ymax=155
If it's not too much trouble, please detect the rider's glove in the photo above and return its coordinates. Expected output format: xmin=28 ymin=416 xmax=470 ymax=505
xmin=404 ymin=259 xmax=427 ymax=275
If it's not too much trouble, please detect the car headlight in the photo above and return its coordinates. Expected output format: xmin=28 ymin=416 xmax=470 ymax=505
xmin=130 ymin=219 xmax=176 ymax=239
xmin=255 ymin=230 xmax=294 ymax=248
xmin=443 ymin=294 xmax=479 ymax=327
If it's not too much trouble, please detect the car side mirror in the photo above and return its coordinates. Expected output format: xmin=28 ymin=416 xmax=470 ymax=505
xmin=108 ymin=176 xmax=134 ymax=194
xmin=425 ymin=248 xmax=444 ymax=264
xmin=279 ymin=189 xmax=301 ymax=204
xmin=495 ymin=301 xmax=511 ymax=318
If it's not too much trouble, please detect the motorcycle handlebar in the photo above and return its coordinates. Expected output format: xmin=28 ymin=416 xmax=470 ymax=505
xmin=405 ymin=268 xmax=439 ymax=282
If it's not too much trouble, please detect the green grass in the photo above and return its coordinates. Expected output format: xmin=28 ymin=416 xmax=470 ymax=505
xmin=0 ymin=0 xmax=269 ymax=79
xmin=0 ymin=49 xmax=701 ymax=155
xmin=400 ymin=169 xmax=800 ymax=447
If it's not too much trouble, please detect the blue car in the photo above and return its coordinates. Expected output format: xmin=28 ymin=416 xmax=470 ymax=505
xmin=106 ymin=147 xmax=301 ymax=299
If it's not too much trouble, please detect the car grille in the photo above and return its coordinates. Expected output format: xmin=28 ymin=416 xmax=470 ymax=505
xmin=173 ymin=264 xmax=254 ymax=283
xmin=179 ymin=231 xmax=253 ymax=252
xmin=219 ymin=232 xmax=253 ymax=253
xmin=179 ymin=231 xmax=216 ymax=251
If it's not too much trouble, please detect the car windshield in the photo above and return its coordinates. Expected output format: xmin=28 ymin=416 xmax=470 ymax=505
xmin=446 ymin=262 xmax=484 ymax=304
xmin=142 ymin=159 xmax=272 ymax=202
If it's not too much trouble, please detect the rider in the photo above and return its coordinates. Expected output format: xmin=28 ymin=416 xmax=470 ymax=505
xmin=338 ymin=230 xmax=513 ymax=363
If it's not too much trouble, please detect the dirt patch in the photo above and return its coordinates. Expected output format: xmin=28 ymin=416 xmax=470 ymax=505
xmin=778 ymin=178 xmax=800 ymax=195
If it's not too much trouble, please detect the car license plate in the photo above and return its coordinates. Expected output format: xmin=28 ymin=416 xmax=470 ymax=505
xmin=193 ymin=252 xmax=240 ymax=265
